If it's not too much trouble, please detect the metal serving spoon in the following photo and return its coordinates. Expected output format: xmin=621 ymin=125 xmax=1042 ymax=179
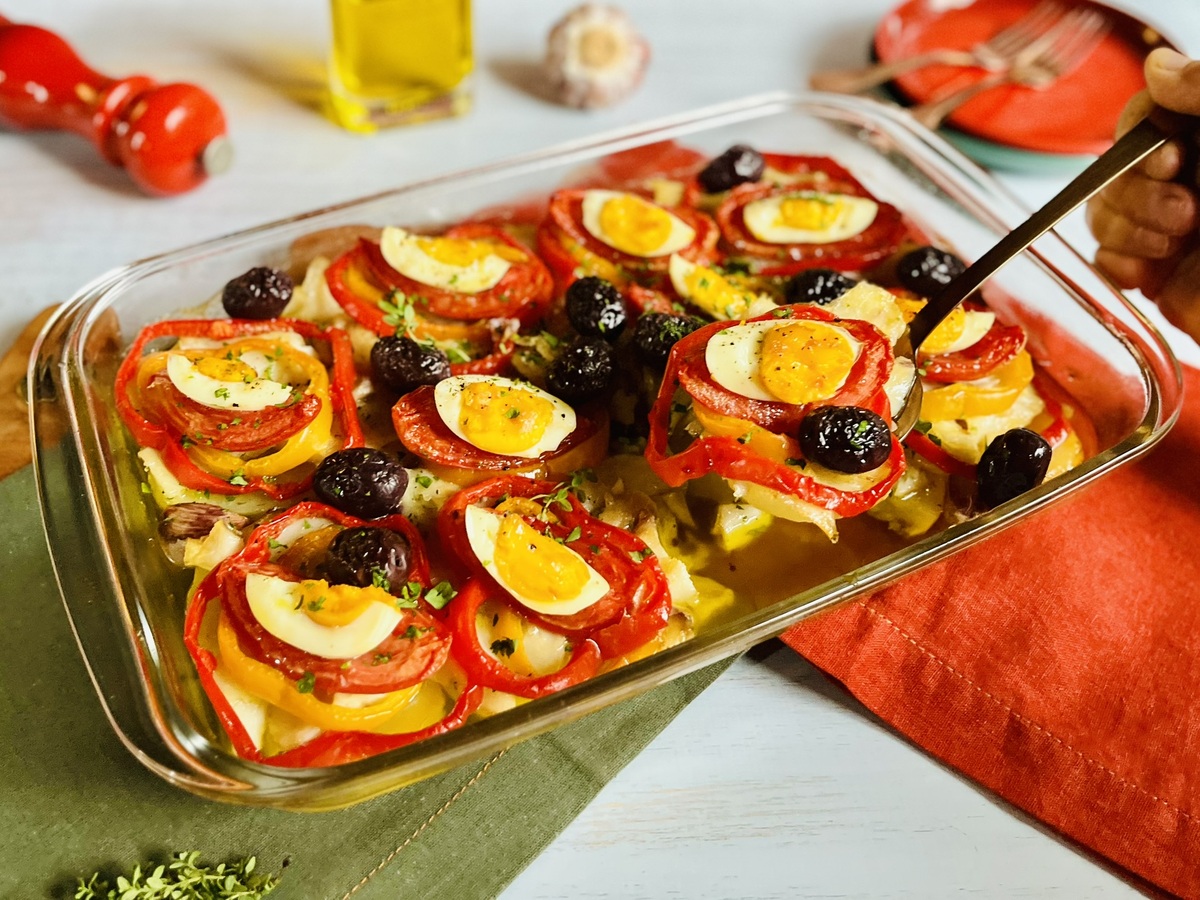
xmin=892 ymin=115 xmax=1177 ymax=440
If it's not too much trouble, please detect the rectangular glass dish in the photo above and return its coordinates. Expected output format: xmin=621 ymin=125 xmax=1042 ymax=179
xmin=30 ymin=93 xmax=1181 ymax=810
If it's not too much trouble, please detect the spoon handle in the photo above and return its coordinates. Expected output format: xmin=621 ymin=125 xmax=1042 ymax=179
xmin=907 ymin=116 xmax=1174 ymax=350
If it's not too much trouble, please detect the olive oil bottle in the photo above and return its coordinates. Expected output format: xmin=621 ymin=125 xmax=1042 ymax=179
xmin=327 ymin=0 xmax=473 ymax=132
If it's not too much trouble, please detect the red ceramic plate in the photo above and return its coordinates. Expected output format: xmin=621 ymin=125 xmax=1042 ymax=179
xmin=874 ymin=0 xmax=1173 ymax=155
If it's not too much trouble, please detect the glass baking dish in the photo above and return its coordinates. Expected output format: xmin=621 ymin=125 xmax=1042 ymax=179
xmin=29 ymin=92 xmax=1181 ymax=810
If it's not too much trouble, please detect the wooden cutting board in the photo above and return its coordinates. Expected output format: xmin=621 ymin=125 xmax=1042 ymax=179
xmin=0 ymin=308 xmax=56 ymax=480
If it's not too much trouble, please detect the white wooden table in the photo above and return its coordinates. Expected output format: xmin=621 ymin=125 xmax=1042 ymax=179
xmin=2 ymin=1 xmax=1197 ymax=896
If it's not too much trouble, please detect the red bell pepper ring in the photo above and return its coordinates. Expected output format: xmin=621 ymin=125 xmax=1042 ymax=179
xmin=919 ymin=321 xmax=1026 ymax=384
xmin=905 ymin=430 xmax=978 ymax=480
xmin=262 ymin=682 xmax=486 ymax=768
xmin=437 ymin=476 xmax=673 ymax=659
xmin=325 ymin=242 xmax=518 ymax=376
xmin=114 ymin=318 xmax=363 ymax=499
xmin=448 ymin=578 xmax=603 ymax=699
xmin=645 ymin=306 xmax=905 ymax=517
xmin=181 ymin=501 xmax=476 ymax=767
xmin=713 ymin=179 xmax=908 ymax=276
xmin=672 ymin=306 xmax=895 ymax=435
xmin=360 ymin=223 xmax=554 ymax=325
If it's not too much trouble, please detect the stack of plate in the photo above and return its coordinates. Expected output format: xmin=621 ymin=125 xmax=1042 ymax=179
xmin=873 ymin=0 xmax=1174 ymax=172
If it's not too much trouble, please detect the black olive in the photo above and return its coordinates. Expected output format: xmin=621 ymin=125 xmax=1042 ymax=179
xmin=783 ymin=268 xmax=858 ymax=306
xmin=313 ymin=447 xmax=409 ymax=519
xmin=370 ymin=335 xmax=451 ymax=394
xmin=324 ymin=526 xmax=412 ymax=594
xmin=697 ymin=144 xmax=766 ymax=194
xmin=632 ymin=312 xmax=706 ymax=370
xmin=976 ymin=427 xmax=1051 ymax=509
xmin=221 ymin=267 xmax=293 ymax=319
xmin=895 ymin=246 xmax=967 ymax=298
xmin=565 ymin=276 xmax=628 ymax=340
xmin=798 ymin=406 xmax=892 ymax=474
xmin=546 ymin=337 xmax=615 ymax=404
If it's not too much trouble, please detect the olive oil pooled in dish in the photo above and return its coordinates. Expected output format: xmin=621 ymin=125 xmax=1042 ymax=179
xmin=327 ymin=0 xmax=473 ymax=132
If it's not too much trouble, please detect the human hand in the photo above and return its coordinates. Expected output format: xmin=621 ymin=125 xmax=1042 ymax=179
xmin=1086 ymin=48 xmax=1200 ymax=341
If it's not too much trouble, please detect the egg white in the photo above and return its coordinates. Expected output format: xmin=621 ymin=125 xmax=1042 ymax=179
xmin=924 ymin=310 xmax=995 ymax=355
xmin=742 ymin=191 xmax=877 ymax=245
xmin=704 ymin=319 xmax=862 ymax=403
xmin=380 ymin=226 xmax=512 ymax=293
xmin=580 ymin=190 xmax=696 ymax=258
xmin=245 ymin=571 xmax=403 ymax=660
xmin=434 ymin=374 xmax=577 ymax=459
xmin=464 ymin=505 xmax=610 ymax=616
xmin=166 ymin=351 xmax=293 ymax=411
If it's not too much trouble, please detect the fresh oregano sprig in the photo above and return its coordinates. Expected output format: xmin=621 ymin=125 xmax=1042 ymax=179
xmin=75 ymin=851 xmax=280 ymax=899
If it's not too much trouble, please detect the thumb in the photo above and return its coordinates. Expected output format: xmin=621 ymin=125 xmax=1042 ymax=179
xmin=1144 ymin=48 xmax=1200 ymax=115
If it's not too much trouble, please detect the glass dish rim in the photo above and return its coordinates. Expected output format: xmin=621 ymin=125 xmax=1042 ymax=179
xmin=29 ymin=90 xmax=1183 ymax=810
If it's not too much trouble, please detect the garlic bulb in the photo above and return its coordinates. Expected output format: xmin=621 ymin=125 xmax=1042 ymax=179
xmin=545 ymin=4 xmax=650 ymax=109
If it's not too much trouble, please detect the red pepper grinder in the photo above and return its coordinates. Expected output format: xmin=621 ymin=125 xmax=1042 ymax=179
xmin=0 ymin=14 xmax=231 ymax=196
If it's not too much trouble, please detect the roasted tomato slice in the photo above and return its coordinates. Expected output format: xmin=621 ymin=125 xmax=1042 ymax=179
xmin=391 ymin=383 xmax=609 ymax=485
xmin=672 ymin=306 xmax=895 ymax=434
xmin=542 ymin=189 xmax=719 ymax=284
xmin=645 ymin=305 xmax=904 ymax=517
xmin=918 ymin=320 xmax=1026 ymax=383
xmin=218 ymin=561 xmax=452 ymax=697
xmin=361 ymin=223 xmax=553 ymax=323
xmin=438 ymin=476 xmax=672 ymax=660
xmin=713 ymin=175 xmax=907 ymax=275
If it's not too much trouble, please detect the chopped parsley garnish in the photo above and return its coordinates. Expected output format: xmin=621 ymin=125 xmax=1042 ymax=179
xmin=266 ymin=538 xmax=286 ymax=551
xmin=372 ymin=652 xmax=393 ymax=665
xmin=415 ymin=474 xmax=433 ymax=489
xmin=629 ymin=548 xmax=654 ymax=564
xmin=228 ymin=470 xmax=249 ymax=487
xmin=504 ymin=408 xmax=520 ymax=419
xmin=565 ymin=526 xmax=582 ymax=543
xmin=371 ymin=568 xmax=390 ymax=591
xmin=423 ymin=581 xmax=457 ymax=609
xmin=490 ymin=638 xmax=516 ymax=658
xmin=296 ymin=672 xmax=316 ymax=694
xmin=397 ymin=581 xmax=423 ymax=608
xmin=785 ymin=457 xmax=807 ymax=468
xmin=213 ymin=386 xmax=231 ymax=401
xmin=306 ymin=596 xmax=326 ymax=612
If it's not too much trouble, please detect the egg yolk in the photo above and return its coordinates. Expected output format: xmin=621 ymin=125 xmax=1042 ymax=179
xmin=190 ymin=355 xmax=259 ymax=383
xmin=598 ymin=195 xmax=674 ymax=256
xmin=685 ymin=266 xmax=754 ymax=319
xmin=920 ymin=306 xmax=967 ymax=355
xmin=777 ymin=194 xmax=843 ymax=232
xmin=493 ymin=514 xmax=592 ymax=607
xmin=759 ymin=321 xmax=858 ymax=405
xmin=415 ymin=236 xmax=527 ymax=268
xmin=457 ymin=381 xmax=556 ymax=455
xmin=294 ymin=579 xmax=397 ymax=628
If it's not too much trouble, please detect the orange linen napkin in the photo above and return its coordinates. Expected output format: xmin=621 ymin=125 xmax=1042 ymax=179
xmin=784 ymin=365 xmax=1200 ymax=899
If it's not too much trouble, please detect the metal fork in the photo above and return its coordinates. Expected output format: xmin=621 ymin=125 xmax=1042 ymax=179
xmin=809 ymin=0 xmax=1064 ymax=95
xmin=908 ymin=8 xmax=1111 ymax=130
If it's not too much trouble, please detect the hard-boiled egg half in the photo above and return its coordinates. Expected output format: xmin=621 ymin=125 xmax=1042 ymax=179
xmin=581 ymin=190 xmax=696 ymax=258
xmin=743 ymin=191 xmax=877 ymax=245
xmin=464 ymin=505 xmax=610 ymax=616
xmin=245 ymin=572 xmax=403 ymax=659
xmin=668 ymin=254 xmax=774 ymax=320
xmin=705 ymin=319 xmax=862 ymax=406
xmin=919 ymin=306 xmax=995 ymax=355
xmin=434 ymin=374 xmax=577 ymax=458
xmin=380 ymin=226 xmax=527 ymax=293
xmin=166 ymin=348 xmax=296 ymax=411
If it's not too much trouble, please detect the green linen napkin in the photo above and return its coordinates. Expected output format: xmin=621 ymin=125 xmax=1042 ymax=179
xmin=0 ymin=465 xmax=732 ymax=899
